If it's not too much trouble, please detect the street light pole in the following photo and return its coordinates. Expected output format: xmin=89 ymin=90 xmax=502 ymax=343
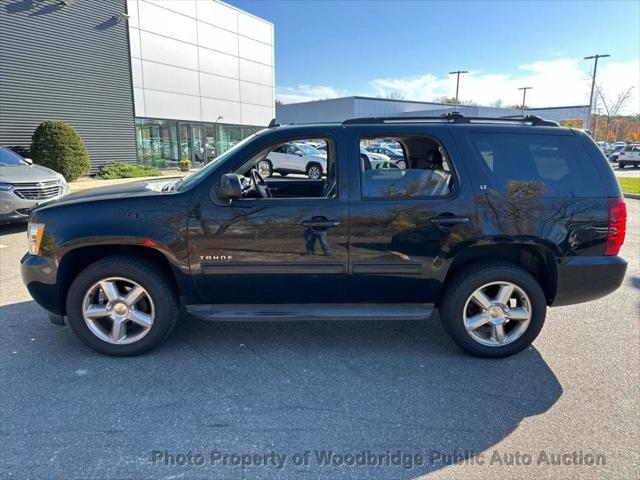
xmin=518 ymin=87 xmax=532 ymax=114
xmin=584 ymin=54 xmax=610 ymax=132
xmin=448 ymin=70 xmax=468 ymax=110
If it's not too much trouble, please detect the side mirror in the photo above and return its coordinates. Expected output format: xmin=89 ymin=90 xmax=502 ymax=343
xmin=215 ymin=173 xmax=242 ymax=200
xmin=24 ymin=157 xmax=33 ymax=165
xmin=296 ymin=151 xmax=303 ymax=156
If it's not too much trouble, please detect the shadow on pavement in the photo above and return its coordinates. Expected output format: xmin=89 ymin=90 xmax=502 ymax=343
xmin=1 ymin=301 xmax=562 ymax=479
xmin=0 ymin=222 xmax=27 ymax=236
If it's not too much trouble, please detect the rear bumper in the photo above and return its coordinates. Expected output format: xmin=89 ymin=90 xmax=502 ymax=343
xmin=552 ymin=256 xmax=627 ymax=306
xmin=20 ymin=253 xmax=63 ymax=315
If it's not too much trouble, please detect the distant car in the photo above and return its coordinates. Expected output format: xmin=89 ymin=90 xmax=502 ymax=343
xmin=360 ymin=147 xmax=393 ymax=169
xmin=608 ymin=145 xmax=626 ymax=163
xmin=261 ymin=142 xmax=326 ymax=179
xmin=0 ymin=146 xmax=69 ymax=223
xmin=366 ymin=146 xmax=407 ymax=169
xmin=617 ymin=144 xmax=640 ymax=168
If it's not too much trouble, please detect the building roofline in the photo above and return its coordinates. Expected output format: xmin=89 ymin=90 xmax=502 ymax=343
xmin=216 ymin=0 xmax=274 ymax=26
xmin=277 ymin=95 xmax=590 ymax=111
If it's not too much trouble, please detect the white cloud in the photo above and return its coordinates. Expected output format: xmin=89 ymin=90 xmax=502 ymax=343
xmin=276 ymin=84 xmax=346 ymax=104
xmin=369 ymin=58 xmax=639 ymax=113
xmin=277 ymin=58 xmax=640 ymax=114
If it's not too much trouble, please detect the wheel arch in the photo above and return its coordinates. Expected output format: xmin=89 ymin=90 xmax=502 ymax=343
xmin=57 ymin=244 xmax=181 ymax=315
xmin=444 ymin=243 xmax=558 ymax=305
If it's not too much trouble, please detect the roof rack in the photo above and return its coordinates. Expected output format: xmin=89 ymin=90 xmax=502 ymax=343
xmin=342 ymin=112 xmax=559 ymax=127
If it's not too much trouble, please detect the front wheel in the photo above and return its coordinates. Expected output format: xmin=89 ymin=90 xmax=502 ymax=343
xmin=395 ymin=160 xmax=407 ymax=169
xmin=618 ymin=163 xmax=625 ymax=169
xmin=66 ymin=256 xmax=179 ymax=356
xmin=440 ymin=261 xmax=546 ymax=358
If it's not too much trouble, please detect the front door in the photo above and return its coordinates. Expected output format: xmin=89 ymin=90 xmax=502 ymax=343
xmin=192 ymin=124 xmax=205 ymax=166
xmin=188 ymin=129 xmax=349 ymax=305
xmin=178 ymin=123 xmax=192 ymax=163
xmin=346 ymin=126 xmax=477 ymax=303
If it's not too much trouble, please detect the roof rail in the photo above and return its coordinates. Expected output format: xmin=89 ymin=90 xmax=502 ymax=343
xmin=342 ymin=112 xmax=559 ymax=127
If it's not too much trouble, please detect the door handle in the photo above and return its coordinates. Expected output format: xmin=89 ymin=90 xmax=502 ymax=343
xmin=430 ymin=215 xmax=469 ymax=226
xmin=301 ymin=219 xmax=341 ymax=228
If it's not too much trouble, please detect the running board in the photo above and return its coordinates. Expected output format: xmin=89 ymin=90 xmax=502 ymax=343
xmin=185 ymin=303 xmax=434 ymax=322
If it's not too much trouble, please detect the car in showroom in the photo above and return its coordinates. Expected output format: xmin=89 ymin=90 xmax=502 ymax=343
xmin=616 ymin=143 xmax=640 ymax=168
xmin=0 ymin=146 xmax=69 ymax=223
xmin=21 ymin=113 xmax=627 ymax=358
xmin=258 ymin=141 xmax=327 ymax=178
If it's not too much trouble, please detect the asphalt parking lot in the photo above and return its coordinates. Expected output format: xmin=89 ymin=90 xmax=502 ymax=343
xmin=1 ymin=200 xmax=638 ymax=480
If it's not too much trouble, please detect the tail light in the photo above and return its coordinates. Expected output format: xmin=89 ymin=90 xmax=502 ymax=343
xmin=604 ymin=198 xmax=626 ymax=256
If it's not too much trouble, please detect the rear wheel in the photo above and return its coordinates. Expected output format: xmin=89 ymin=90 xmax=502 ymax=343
xmin=618 ymin=163 xmax=625 ymax=169
xmin=440 ymin=261 xmax=546 ymax=358
xmin=66 ymin=256 xmax=178 ymax=356
xmin=396 ymin=160 xmax=407 ymax=169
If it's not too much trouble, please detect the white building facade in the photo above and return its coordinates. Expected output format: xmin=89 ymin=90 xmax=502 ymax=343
xmin=127 ymin=0 xmax=275 ymax=168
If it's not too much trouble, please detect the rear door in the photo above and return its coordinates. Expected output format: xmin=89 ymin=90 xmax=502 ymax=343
xmin=345 ymin=124 xmax=478 ymax=303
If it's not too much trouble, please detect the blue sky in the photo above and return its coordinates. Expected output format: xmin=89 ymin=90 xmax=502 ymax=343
xmin=228 ymin=0 xmax=640 ymax=112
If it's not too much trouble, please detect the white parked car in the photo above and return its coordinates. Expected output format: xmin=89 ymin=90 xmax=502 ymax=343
xmin=360 ymin=148 xmax=393 ymax=169
xmin=0 ymin=146 xmax=69 ymax=223
xmin=617 ymin=144 xmax=640 ymax=168
xmin=260 ymin=142 xmax=327 ymax=179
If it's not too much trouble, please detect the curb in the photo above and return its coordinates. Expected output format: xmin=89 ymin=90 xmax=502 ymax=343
xmin=623 ymin=193 xmax=640 ymax=200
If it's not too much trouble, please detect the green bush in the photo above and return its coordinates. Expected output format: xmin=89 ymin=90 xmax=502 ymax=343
xmin=96 ymin=162 xmax=160 ymax=180
xmin=30 ymin=121 xmax=90 ymax=181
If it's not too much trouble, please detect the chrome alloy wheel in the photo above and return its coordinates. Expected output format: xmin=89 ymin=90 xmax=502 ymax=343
xmin=307 ymin=165 xmax=322 ymax=179
xmin=462 ymin=281 xmax=532 ymax=347
xmin=82 ymin=277 xmax=155 ymax=345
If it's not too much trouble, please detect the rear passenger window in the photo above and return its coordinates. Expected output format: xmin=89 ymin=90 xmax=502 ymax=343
xmin=360 ymin=135 xmax=455 ymax=199
xmin=468 ymin=133 xmax=603 ymax=197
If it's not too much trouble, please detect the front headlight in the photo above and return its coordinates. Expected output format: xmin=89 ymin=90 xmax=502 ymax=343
xmin=27 ymin=222 xmax=45 ymax=255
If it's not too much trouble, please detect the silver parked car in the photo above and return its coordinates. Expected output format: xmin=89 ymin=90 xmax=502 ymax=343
xmin=0 ymin=146 xmax=69 ymax=223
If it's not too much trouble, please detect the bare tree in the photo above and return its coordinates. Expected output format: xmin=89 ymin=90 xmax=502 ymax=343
xmin=381 ymin=92 xmax=405 ymax=100
xmin=596 ymin=86 xmax=634 ymax=143
xmin=491 ymin=99 xmax=504 ymax=108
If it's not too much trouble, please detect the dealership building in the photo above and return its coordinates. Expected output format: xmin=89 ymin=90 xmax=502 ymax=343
xmin=277 ymin=96 xmax=590 ymax=128
xmin=0 ymin=0 xmax=275 ymax=171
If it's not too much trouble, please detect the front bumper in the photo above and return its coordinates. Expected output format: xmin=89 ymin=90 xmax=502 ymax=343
xmin=552 ymin=256 xmax=627 ymax=306
xmin=20 ymin=253 xmax=63 ymax=316
xmin=0 ymin=190 xmax=66 ymax=223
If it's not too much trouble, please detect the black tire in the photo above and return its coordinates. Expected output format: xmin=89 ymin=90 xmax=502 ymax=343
xmin=306 ymin=162 xmax=323 ymax=179
xmin=618 ymin=163 xmax=625 ymax=169
xmin=440 ymin=261 xmax=546 ymax=358
xmin=65 ymin=255 xmax=179 ymax=356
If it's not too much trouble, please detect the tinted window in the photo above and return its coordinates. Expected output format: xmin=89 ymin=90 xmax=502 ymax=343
xmin=468 ymin=133 xmax=604 ymax=197
xmin=360 ymin=135 xmax=454 ymax=199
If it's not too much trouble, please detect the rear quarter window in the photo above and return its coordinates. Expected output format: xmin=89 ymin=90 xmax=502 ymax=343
xmin=467 ymin=132 xmax=604 ymax=197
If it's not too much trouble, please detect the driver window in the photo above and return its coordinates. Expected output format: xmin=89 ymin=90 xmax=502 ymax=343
xmin=234 ymin=137 xmax=337 ymax=200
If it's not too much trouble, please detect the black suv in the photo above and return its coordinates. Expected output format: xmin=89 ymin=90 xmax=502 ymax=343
xmin=21 ymin=114 xmax=628 ymax=357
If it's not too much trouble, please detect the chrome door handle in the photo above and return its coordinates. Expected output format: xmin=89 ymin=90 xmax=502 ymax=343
xmin=301 ymin=219 xmax=341 ymax=228
xmin=430 ymin=216 xmax=469 ymax=225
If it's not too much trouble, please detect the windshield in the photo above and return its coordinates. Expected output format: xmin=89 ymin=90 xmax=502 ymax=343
xmin=177 ymin=132 xmax=262 ymax=191
xmin=0 ymin=147 xmax=28 ymax=166
xmin=296 ymin=143 xmax=322 ymax=155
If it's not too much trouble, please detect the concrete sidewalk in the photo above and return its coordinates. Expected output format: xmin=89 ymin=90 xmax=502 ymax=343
xmin=69 ymin=171 xmax=189 ymax=192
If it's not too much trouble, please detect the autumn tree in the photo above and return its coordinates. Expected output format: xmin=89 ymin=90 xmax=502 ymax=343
xmin=596 ymin=86 xmax=634 ymax=143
